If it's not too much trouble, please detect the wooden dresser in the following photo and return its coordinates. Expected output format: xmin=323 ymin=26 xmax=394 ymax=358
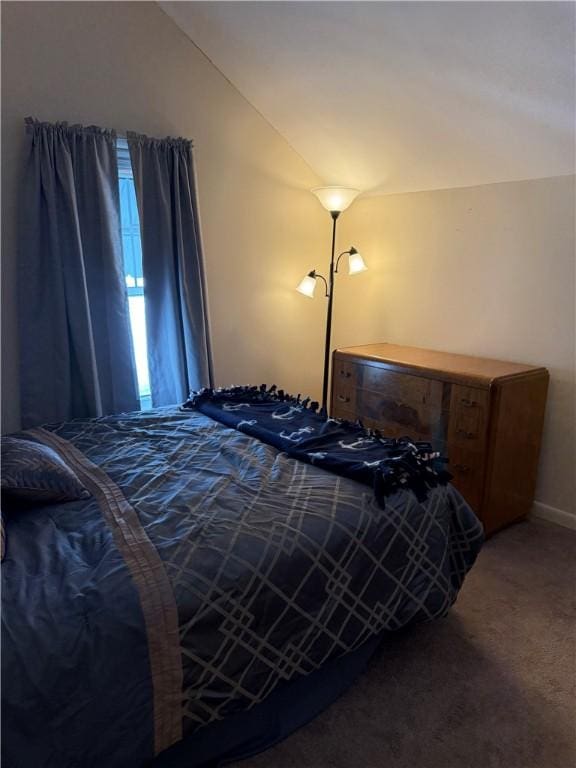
xmin=331 ymin=343 xmax=549 ymax=535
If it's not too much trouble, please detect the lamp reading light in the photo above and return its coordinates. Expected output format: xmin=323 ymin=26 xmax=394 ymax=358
xmin=297 ymin=272 xmax=317 ymax=298
xmin=311 ymin=187 xmax=360 ymax=213
xmin=348 ymin=249 xmax=368 ymax=275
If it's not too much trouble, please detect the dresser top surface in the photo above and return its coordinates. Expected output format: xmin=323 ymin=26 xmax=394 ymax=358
xmin=335 ymin=343 xmax=547 ymax=385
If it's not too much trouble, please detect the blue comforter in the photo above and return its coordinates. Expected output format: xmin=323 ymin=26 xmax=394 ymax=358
xmin=1 ymin=407 xmax=483 ymax=767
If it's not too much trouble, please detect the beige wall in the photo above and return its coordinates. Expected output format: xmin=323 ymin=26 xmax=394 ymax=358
xmin=1 ymin=1 xmax=328 ymax=433
xmin=335 ymin=176 xmax=575 ymax=517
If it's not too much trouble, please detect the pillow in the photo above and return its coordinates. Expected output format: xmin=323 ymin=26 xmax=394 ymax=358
xmin=1 ymin=437 xmax=90 ymax=503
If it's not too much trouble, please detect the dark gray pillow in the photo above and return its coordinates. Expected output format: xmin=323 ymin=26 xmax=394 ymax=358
xmin=1 ymin=437 xmax=90 ymax=503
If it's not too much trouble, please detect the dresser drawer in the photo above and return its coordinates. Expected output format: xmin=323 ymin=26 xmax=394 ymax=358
xmin=446 ymin=444 xmax=486 ymax=513
xmin=448 ymin=385 xmax=489 ymax=459
xmin=332 ymin=386 xmax=356 ymax=412
xmin=333 ymin=358 xmax=358 ymax=385
xmin=332 ymin=359 xmax=358 ymax=413
xmin=332 ymin=360 xmax=357 ymax=413
xmin=331 ymin=404 xmax=357 ymax=423
xmin=354 ymin=367 xmax=445 ymax=442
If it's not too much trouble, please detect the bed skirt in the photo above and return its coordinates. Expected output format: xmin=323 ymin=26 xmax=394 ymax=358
xmin=153 ymin=632 xmax=384 ymax=767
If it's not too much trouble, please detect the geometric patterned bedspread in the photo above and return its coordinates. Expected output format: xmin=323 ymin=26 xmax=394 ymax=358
xmin=1 ymin=407 xmax=483 ymax=767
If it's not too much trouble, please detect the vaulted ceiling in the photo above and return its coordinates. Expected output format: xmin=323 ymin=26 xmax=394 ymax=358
xmin=161 ymin=1 xmax=575 ymax=196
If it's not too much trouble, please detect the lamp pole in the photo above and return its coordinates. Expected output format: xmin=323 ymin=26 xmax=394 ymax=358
xmin=321 ymin=211 xmax=340 ymax=413
xmin=298 ymin=187 xmax=364 ymax=415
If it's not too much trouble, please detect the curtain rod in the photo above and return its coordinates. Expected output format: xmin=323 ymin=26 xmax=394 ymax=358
xmin=115 ymin=132 xmax=193 ymax=146
xmin=25 ymin=119 xmax=192 ymax=146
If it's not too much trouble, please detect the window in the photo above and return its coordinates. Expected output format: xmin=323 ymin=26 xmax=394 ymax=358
xmin=117 ymin=139 xmax=152 ymax=410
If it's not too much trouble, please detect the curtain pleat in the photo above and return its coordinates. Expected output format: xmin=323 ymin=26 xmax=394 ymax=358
xmin=18 ymin=118 xmax=140 ymax=428
xmin=127 ymin=132 xmax=212 ymax=407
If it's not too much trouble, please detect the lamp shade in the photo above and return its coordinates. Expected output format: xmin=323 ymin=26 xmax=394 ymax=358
xmin=297 ymin=272 xmax=317 ymax=298
xmin=311 ymin=187 xmax=360 ymax=213
xmin=348 ymin=250 xmax=368 ymax=275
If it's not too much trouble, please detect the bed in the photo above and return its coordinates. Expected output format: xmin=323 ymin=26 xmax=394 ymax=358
xmin=1 ymin=392 xmax=483 ymax=768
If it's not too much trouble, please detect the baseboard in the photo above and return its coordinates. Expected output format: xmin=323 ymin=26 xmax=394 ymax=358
xmin=531 ymin=501 xmax=576 ymax=531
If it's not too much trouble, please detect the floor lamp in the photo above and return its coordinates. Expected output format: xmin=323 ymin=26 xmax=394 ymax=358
xmin=297 ymin=187 xmax=367 ymax=414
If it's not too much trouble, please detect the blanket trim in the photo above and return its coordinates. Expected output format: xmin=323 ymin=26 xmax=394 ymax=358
xmin=30 ymin=427 xmax=183 ymax=755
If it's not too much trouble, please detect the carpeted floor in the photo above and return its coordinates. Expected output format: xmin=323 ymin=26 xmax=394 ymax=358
xmin=233 ymin=519 xmax=576 ymax=768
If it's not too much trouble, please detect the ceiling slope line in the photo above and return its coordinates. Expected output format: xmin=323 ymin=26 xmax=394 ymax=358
xmin=361 ymin=171 xmax=576 ymax=200
xmin=157 ymin=3 xmax=323 ymax=184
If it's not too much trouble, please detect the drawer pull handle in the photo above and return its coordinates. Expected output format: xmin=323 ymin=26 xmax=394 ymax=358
xmin=340 ymin=370 xmax=351 ymax=378
xmin=457 ymin=429 xmax=477 ymax=439
xmin=453 ymin=463 xmax=471 ymax=474
xmin=337 ymin=395 xmax=350 ymax=403
xmin=460 ymin=398 xmax=479 ymax=408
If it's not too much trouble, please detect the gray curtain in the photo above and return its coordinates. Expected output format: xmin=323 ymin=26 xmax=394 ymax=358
xmin=19 ymin=118 xmax=140 ymax=428
xmin=127 ymin=132 xmax=212 ymax=407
